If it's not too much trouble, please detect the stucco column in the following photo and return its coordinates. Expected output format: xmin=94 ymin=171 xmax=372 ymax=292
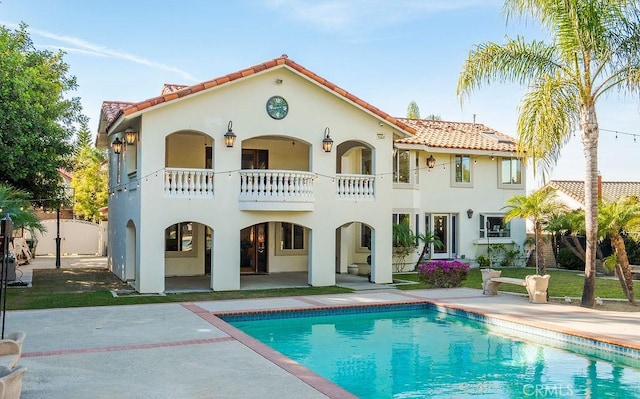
xmin=371 ymin=226 xmax=393 ymax=284
xmin=137 ymin=226 xmax=165 ymax=294
xmin=308 ymin=229 xmax=336 ymax=286
xmin=212 ymin=225 xmax=240 ymax=291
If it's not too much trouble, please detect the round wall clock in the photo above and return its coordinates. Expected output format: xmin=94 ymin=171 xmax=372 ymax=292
xmin=266 ymin=95 xmax=288 ymax=120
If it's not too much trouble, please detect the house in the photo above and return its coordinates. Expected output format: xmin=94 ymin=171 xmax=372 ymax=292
xmin=547 ymin=178 xmax=640 ymax=209
xmin=95 ymin=55 xmax=526 ymax=293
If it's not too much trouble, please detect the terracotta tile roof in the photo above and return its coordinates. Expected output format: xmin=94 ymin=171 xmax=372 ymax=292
xmin=102 ymin=55 xmax=414 ymax=134
xmin=101 ymin=101 xmax=134 ymax=126
xmin=548 ymin=180 xmax=640 ymax=204
xmin=161 ymin=84 xmax=188 ymax=95
xmin=394 ymin=118 xmax=518 ymax=152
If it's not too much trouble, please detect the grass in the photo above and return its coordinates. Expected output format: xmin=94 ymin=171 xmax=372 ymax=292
xmin=6 ymin=266 xmax=639 ymax=311
xmin=395 ymin=267 xmax=640 ymax=299
xmin=5 ymin=268 xmax=352 ymax=310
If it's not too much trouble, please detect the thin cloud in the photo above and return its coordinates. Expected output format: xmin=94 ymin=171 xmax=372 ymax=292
xmin=1 ymin=21 xmax=199 ymax=82
xmin=263 ymin=0 xmax=500 ymax=32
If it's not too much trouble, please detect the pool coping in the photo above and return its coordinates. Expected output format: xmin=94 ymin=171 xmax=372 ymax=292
xmin=182 ymin=295 xmax=640 ymax=399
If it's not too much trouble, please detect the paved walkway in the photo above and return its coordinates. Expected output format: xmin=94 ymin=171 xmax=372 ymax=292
xmin=6 ymin=289 xmax=639 ymax=398
xmin=5 ymin=258 xmax=640 ymax=398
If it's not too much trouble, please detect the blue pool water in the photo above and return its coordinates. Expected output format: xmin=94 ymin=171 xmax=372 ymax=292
xmin=226 ymin=305 xmax=640 ymax=398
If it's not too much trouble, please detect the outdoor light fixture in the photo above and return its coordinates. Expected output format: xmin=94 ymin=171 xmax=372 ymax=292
xmin=322 ymin=127 xmax=333 ymax=153
xmin=111 ymin=138 xmax=123 ymax=154
xmin=467 ymin=209 xmax=474 ymax=219
xmin=426 ymin=155 xmax=436 ymax=169
xmin=124 ymin=127 xmax=137 ymax=145
xmin=224 ymin=121 xmax=236 ymax=148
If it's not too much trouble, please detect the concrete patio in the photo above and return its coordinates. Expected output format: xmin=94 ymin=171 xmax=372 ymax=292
xmin=6 ymin=257 xmax=640 ymax=398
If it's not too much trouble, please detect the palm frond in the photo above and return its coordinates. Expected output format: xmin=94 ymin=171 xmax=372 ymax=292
xmin=457 ymin=36 xmax=561 ymax=102
xmin=516 ymin=72 xmax=579 ymax=177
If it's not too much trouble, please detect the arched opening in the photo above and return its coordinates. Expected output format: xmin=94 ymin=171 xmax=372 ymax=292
xmin=239 ymin=221 xmax=311 ymax=289
xmin=164 ymin=130 xmax=215 ymax=197
xmin=163 ymin=220 xmax=214 ymax=292
xmin=125 ymin=220 xmax=136 ymax=285
xmin=335 ymin=141 xmax=376 ymax=199
xmin=336 ymin=221 xmax=373 ymax=279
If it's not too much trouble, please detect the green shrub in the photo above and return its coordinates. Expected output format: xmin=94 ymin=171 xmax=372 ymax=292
xmin=557 ymin=247 xmax=584 ymax=270
xmin=476 ymin=255 xmax=490 ymax=267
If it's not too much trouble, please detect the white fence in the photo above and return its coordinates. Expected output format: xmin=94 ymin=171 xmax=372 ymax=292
xmin=33 ymin=219 xmax=107 ymax=256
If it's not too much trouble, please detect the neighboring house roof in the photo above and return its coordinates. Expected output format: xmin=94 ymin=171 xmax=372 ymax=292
xmin=99 ymin=54 xmax=415 ymax=135
xmin=394 ymin=119 xmax=518 ymax=153
xmin=547 ymin=180 xmax=640 ymax=205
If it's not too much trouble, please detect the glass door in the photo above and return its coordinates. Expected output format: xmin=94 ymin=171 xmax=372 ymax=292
xmin=432 ymin=214 xmax=449 ymax=259
xmin=240 ymin=223 xmax=268 ymax=274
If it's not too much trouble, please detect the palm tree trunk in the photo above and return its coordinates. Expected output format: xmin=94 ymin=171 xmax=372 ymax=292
xmin=611 ymin=234 xmax=636 ymax=304
xmin=535 ymin=223 xmax=545 ymax=275
xmin=580 ymin=105 xmax=599 ymax=308
xmin=560 ymin=235 xmax=585 ymax=261
xmin=414 ymin=244 xmax=428 ymax=271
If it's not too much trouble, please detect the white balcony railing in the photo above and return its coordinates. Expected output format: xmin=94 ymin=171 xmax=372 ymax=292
xmin=336 ymin=174 xmax=375 ymax=200
xmin=164 ymin=168 xmax=214 ymax=197
xmin=239 ymin=170 xmax=315 ymax=210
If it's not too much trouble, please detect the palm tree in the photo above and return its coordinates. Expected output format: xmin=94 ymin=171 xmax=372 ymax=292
xmin=457 ymin=0 xmax=640 ymax=307
xmin=0 ymin=184 xmax=44 ymax=235
xmin=503 ymin=186 xmax=565 ymax=275
xmin=598 ymin=196 xmax=640 ymax=304
xmin=413 ymin=231 xmax=443 ymax=271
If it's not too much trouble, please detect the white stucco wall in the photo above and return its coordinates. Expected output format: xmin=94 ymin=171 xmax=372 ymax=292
xmin=107 ymin=67 xmax=396 ymax=292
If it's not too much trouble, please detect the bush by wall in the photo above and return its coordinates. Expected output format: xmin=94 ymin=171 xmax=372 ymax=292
xmin=556 ymin=247 xmax=584 ymax=270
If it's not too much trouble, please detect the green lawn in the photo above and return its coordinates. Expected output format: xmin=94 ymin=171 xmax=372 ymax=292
xmin=5 ymin=268 xmax=352 ymax=310
xmin=6 ymin=267 xmax=638 ymax=311
xmin=395 ymin=267 xmax=640 ymax=299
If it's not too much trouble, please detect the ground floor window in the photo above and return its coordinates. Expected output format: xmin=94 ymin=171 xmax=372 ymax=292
xmin=480 ymin=214 xmax=510 ymax=238
xmin=276 ymin=222 xmax=307 ymax=255
xmin=165 ymin=222 xmax=193 ymax=252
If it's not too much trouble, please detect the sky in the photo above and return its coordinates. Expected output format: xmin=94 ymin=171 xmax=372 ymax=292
xmin=2 ymin=0 xmax=639 ymax=189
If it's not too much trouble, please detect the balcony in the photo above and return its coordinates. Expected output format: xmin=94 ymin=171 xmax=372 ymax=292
xmin=164 ymin=168 xmax=214 ymax=197
xmin=239 ymin=170 xmax=315 ymax=211
xmin=336 ymin=174 xmax=375 ymax=200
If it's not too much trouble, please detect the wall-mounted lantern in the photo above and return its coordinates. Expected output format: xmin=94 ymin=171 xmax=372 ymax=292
xmin=426 ymin=155 xmax=436 ymax=169
xmin=124 ymin=127 xmax=137 ymax=145
xmin=224 ymin=121 xmax=236 ymax=148
xmin=111 ymin=138 xmax=123 ymax=154
xmin=322 ymin=127 xmax=333 ymax=153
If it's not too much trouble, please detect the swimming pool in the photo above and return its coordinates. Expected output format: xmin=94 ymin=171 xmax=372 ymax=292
xmin=225 ymin=304 xmax=640 ymax=398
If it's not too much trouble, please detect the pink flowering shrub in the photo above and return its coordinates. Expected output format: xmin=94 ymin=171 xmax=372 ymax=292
xmin=418 ymin=260 xmax=470 ymax=288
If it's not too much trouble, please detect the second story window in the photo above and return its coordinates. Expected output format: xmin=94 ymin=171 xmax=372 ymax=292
xmin=500 ymin=157 xmax=523 ymax=187
xmin=453 ymin=154 xmax=471 ymax=186
xmin=393 ymin=149 xmax=410 ymax=184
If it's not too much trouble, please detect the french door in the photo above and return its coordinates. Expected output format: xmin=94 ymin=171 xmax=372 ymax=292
xmin=240 ymin=223 xmax=268 ymax=274
xmin=427 ymin=213 xmax=458 ymax=259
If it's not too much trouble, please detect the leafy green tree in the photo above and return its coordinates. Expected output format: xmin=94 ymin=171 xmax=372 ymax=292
xmin=424 ymin=114 xmax=442 ymax=121
xmin=406 ymin=101 xmax=420 ymax=119
xmin=503 ymin=186 xmax=565 ymax=275
xmin=457 ymin=1 xmax=640 ymax=307
xmin=598 ymin=196 xmax=640 ymax=304
xmin=73 ymin=120 xmax=93 ymax=157
xmin=0 ymin=23 xmax=85 ymax=206
xmin=71 ymin=137 xmax=107 ymax=223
